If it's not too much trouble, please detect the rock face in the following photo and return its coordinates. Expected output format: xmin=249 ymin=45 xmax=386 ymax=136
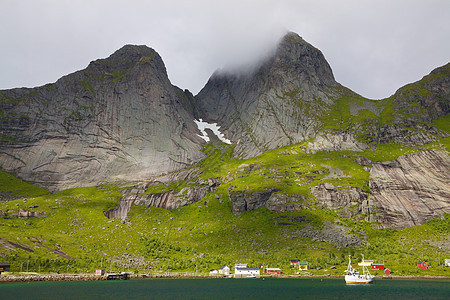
xmin=370 ymin=149 xmax=450 ymax=229
xmin=306 ymin=133 xmax=370 ymax=153
xmin=196 ymin=32 xmax=341 ymax=158
xmin=0 ymin=45 xmax=204 ymax=191
xmin=311 ymin=183 xmax=370 ymax=218
xmin=106 ymin=180 xmax=217 ymax=219
xmin=229 ymin=189 xmax=305 ymax=214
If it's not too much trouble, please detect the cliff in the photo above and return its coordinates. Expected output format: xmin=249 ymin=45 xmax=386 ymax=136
xmin=0 ymin=45 xmax=204 ymax=191
xmin=196 ymin=32 xmax=342 ymax=158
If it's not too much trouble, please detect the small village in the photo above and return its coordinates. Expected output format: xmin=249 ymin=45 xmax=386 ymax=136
xmin=2 ymin=256 xmax=450 ymax=282
xmin=205 ymin=257 xmax=450 ymax=279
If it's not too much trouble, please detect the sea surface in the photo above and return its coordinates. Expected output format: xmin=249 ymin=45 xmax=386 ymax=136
xmin=0 ymin=278 xmax=449 ymax=299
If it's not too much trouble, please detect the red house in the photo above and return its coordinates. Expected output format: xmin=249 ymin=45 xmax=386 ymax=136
xmin=418 ymin=262 xmax=428 ymax=270
xmin=264 ymin=268 xmax=282 ymax=274
xmin=371 ymin=263 xmax=385 ymax=270
xmin=384 ymin=268 xmax=391 ymax=275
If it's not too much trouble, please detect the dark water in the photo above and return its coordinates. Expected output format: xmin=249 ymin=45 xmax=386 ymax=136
xmin=0 ymin=278 xmax=449 ymax=299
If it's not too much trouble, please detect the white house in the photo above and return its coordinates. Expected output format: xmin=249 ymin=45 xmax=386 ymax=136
xmin=209 ymin=269 xmax=219 ymax=276
xmin=234 ymin=267 xmax=260 ymax=278
xmin=219 ymin=266 xmax=230 ymax=275
xmin=445 ymin=259 xmax=450 ymax=267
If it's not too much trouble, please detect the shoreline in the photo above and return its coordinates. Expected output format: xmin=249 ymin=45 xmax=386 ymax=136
xmin=1 ymin=273 xmax=449 ymax=283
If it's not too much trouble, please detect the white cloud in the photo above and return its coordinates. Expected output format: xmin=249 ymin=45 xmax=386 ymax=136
xmin=0 ymin=0 xmax=449 ymax=99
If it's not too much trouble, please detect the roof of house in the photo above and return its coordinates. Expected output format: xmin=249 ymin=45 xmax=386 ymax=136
xmin=236 ymin=267 xmax=260 ymax=271
xmin=219 ymin=266 xmax=229 ymax=270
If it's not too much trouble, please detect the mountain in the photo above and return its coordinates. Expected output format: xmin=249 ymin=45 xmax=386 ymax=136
xmin=0 ymin=45 xmax=204 ymax=191
xmin=196 ymin=32 xmax=342 ymax=158
xmin=0 ymin=32 xmax=449 ymax=275
xmin=1 ymin=32 xmax=448 ymax=227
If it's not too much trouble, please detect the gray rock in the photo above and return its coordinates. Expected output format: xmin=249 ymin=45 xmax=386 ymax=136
xmin=196 ymin=32 xmax=341 ymax=159
xmin=229 ymin=190 xmax=305 ymax=214
xmin=310 ymin=184 xmax=369 ymax=218
xmin=0 ymin=45 xmax=204 ymax=191
xmin=370 ymin=149 xmax=450 ymax=229
xmin=106 ymin=180 xmax=213 ymax=219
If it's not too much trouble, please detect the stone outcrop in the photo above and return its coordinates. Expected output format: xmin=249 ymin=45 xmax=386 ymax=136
xmin=370 ymin=149 xmax=450 ymax=229
xmin=310 ymin=183 xmax=370 ymax=218
xmin=265 ymin=193 xmax=306 ymax=212
xmin=0 ymin=209 xmax=46 ymax=218
xmin=106 ymin=179 xmax=219 ymax=219
xmin=0 ymin=45 xmax=204 ymax=191
xmin=229 ymin=189 xmax=305 ymax=214
xmin=229 ymin=190 xmax=276 ymax=214
xmin=17 ymin=208 xmax=46 ymax=218
xmin=306 ymin=133 xmax=370 ymax=153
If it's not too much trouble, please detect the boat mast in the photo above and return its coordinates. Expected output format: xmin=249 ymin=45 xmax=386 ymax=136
xmin=346 ymin=255 xmax=352 ymax=273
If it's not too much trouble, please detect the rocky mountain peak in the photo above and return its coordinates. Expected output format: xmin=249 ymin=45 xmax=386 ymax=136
xmin=196 ymin=32 xmax=341 ymax=158
xmin=54 ymin=44 xmax=169 ymax=91
xmin=88 ymin=44 xmax=164 ymax=73
xmin=269 ymin=32 xmax=336 ymax=86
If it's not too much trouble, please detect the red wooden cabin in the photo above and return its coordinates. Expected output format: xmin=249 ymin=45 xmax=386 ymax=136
xmin=371 ymin=263 xmax=385 ymax=270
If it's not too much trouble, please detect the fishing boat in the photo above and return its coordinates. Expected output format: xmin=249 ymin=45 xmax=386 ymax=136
xmin=344 ymin=255 xmax=374 ymax=284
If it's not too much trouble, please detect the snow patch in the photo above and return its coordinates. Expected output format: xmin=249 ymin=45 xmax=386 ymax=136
xmin=194 ymin=119 xmax=232 ymax=144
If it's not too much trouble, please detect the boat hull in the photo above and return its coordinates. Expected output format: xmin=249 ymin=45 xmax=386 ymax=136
xmin=345 ymin=275 xmax=374 ymax=284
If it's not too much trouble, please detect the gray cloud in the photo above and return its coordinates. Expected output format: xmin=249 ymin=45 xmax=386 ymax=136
xmin=0 ymin=0 xmax=449 ymax=99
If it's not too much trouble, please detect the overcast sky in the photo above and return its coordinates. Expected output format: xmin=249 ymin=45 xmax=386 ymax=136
xmin=1 ymin=0 xmax=449 ymax=99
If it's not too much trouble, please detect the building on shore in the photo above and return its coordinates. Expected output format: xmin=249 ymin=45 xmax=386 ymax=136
xmin=445 ymin=259 xmax=450 ymax=267
xmin=218 ymin=266 xmax=230 ymax=275
xmin=0 ymin=263 xmax=10 ymax=274
xmin=234 ymin=267 xmax=260 ymax=278
xmin=95 ymin=269 xmax=106 ymax=276
xmin=418 ymin=262 xmax=428 ymax=270
xmin=298 ymin=261 xmax=309 ymax=271
xmin=290 ymin=259 xmax=300 ymax=266
xmin=371 ymin=263 xmax=385 ymax=270
xmin=264 ymin=268 xmax=282 ymax=274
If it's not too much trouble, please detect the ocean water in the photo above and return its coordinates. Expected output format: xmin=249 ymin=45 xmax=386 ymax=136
xmin=0 ymin=278 xmax=449 ymax=299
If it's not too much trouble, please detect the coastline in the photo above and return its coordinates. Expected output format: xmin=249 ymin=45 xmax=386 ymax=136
xmin=1 ymin=273 xmax=449 ymax=283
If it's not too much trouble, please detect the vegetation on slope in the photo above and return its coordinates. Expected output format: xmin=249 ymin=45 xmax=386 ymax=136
xmin=1 ymin=136 xmax=448 ymax=276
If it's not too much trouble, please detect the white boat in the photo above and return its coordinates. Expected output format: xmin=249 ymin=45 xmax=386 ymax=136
xmin=344 ymin=255 xmax=374 ymax=284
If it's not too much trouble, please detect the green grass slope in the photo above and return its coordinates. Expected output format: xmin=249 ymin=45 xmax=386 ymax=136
xmin=0 ymin=137 xmax=448 ymax=276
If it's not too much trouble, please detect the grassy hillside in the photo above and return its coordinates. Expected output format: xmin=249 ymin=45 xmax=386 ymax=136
xmin=1 ymin=138 xmax=448 ymax=276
